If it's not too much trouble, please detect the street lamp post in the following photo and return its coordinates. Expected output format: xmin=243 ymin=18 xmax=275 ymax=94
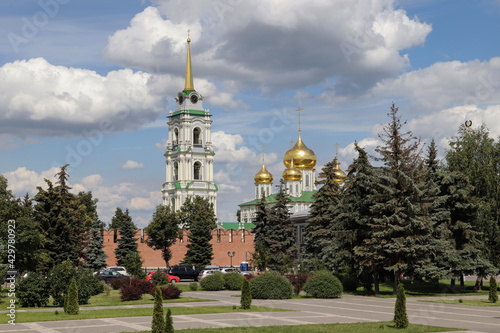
xmin=227 ymin=251 xmax=235 ymax=267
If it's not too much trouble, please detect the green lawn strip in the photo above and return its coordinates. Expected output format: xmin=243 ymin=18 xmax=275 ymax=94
xmin=420 ymin=299 xmax=500 ymax=306
xmin=0 ymin=306 xmax=289 ymax=324
xmin=126 ymin=322 xmax=463 ymax=333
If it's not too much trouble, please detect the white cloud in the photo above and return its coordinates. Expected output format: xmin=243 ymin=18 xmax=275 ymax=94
xmin=129 ymin=191 xmax=162 ymax=210
xmin=0 ymin=58 xmax=166 ymax=138
xmin=121 ymin=160 xmax=146 ymax=169
xmin=3 ymin=167 xmax=60 ymax=195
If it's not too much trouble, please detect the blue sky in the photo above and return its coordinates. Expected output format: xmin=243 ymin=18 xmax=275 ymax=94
xmin=1 ymin=0 xmax=500 ymax=227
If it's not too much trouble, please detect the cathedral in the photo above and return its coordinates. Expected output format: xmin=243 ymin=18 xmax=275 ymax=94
xmin=161 ymin=35 xmax=218 ymax=213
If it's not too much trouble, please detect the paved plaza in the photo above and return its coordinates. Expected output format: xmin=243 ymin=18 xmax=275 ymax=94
xmin=0 ymin=291 xmax=498 ymax=333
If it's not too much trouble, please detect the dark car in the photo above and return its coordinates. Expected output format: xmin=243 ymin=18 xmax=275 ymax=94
xmin=97 ymin=271 xmax=128 ymax=283
xmin=167 ymin=265 xmax=201 ymax=281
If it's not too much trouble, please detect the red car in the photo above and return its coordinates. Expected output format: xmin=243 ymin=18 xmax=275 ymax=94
xmin=146 ymin=271 xmax=181 ymax=283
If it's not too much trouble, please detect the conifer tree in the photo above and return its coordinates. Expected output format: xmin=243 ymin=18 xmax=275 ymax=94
xmin=240 ymin=278 xmax=252 ymax=309
xmin=64 ymin=277 xmax=79 ymax=315
xmin=266 ymin=180 xmax=296 ymax=272
xmin=489 ymin=276 xmax=498 ymax=303
xmin=123 ymin=251 xmax=146 ymax=279
xmin=83 ymin=219 xmax=107 ymax=271
xmin=114 ymin=208 xmax=138 ymax=266
xmin=145 ymin=205 xmax=180 ymax=268
xmin=251 ymin=193 xmax=271 ymax=271
xmin=165 ymin=308 xmax=174 ymax=333
xmin=394 ymin=283 xmax=409 ymax=329
xmin=152 ymin=286 xmax=165 ymax=333
xmin=181 ymin=196 xmax=217 ymax=267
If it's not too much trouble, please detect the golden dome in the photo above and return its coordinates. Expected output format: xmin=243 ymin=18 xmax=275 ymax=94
xmin=282 ymin=159 xmax=302 ymax=181
xmin=254 ymin=164 xmax=273 ymax=183
xmin=333 ymin=158 xmax=347 ymax=182
xmin=283 ymin=135 xmax=316 ymax=169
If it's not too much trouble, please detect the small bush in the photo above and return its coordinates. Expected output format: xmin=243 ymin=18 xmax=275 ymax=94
xmin=165 ymin=308 xmax=174 ymax=333
xmin=285 ymin=273 xmax=312 ymax=295
xmin=103 ymin=282 xmax=112 ymax=296
xmin=241 ymin=278 xmax=252 ymax=309
xmin=151 ymin=286 xmax=165 ymax=333
xmin=303 ymin=270 xmax=343 ymax=298
xmin=131 ymin=279 xmax=154 ymax=295
xmin=223 ymin=272 xmax=245 ymax=290
xmin=159 ymin=285 xmax=182 ymax=300
xmin=64 ymin=277 xmax=79 ymax=315
xmin=250 ymin=271 xmax=293 ymax=299
xmin=120 ymin=285 xmax=143 ymax=301
xmin=77 ymin=271 xmax=104 ymax=305
xmin=200 ymin=273 xmax=225 ymax=291
xmin=151 ymin=271 xmax=169 ymax=285
xmin=17 ymin=272 xmax=50 ymax=307
xmin=394 ymin=283 xmax=409 ymax=329
xmin=189 ymin=282 xmax=198 ymax=291
xmin=109 ymin=277 xmax=131 ymax=290
xmin=489 ymin=276 xmax=498 ymax=303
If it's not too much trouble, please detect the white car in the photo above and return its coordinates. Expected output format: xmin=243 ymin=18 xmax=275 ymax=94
xmin=105 ymin=266 xmax=130 ymax=276
xmin=197 ymin=269 xmax=220 ymax=280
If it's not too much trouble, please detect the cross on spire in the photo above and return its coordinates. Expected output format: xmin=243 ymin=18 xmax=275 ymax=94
xmin=296 ymin=107 xmax=303 ymax=134
xmin=335 ymin=143 xmax=340 ymax=158
xmin=261 ymin=144 xmax=265 ymax=165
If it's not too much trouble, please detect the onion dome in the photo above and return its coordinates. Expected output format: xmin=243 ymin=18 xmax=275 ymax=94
xmin=254 ymin=164 xmax=273 ymax=184
xmin=283 ymin=135 xmax=317 ymax=169
xmin=333 ymin=158 xmax=347 ymax=182
xmin=282 ymin=159 xmax=302 ymax=181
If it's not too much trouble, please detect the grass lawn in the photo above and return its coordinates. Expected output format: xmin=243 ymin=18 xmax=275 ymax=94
xmin=0 ymin=305 xmax=290 ymax=324
xmin=421 ymin=299 xmax=500 ymax=306
xmin=127 ymin=322 xmax=463 ymax=333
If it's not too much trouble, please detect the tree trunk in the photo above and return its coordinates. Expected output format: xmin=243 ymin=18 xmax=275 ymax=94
xmin=374 ymin=269 xmax=380 ymax=295
xmin=451 ymin=278 xmax=456 ymax=286
xmin=393 ymin=271 xmax=400 ymax=295
xmin=460 ymin=274 xmax=465 ymax=287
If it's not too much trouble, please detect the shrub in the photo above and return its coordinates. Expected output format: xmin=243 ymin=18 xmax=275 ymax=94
xmin=240 ymin=278 xmax=252 ymax=309
xmin=109 ymin=277 xmax=131 ymax=290
xmin=165 ymin=308 xmax=174 ymax=333
xmin=151 ymin=286 xmax=165 ymax=333
xmin=250 ymin=271 xmax=293 ymax=299
xmin=189 ymin=282 xmax=198 ymax=291
xmin=303 ymin=270 xmax=343 ymax=298
xmin=394 ymin=283 xmax=409 ymax=329
xmin=131 ymin=279 xmax=154 ymax=295
xmin=200 ymin=273 xmax=225 ymax=291
xmin=151 ymin=271 xmax=169 ymax=285
xmin=49 ymin=260 xmax=77 ymax=306
xmin=489 ymin=276 xmax=498 ymax=303
xmin=285 ymin=273 xmax=312 ymax=295
xmin=223 ymin=272 xmax=245 ymax=290
xmin=64 ymin=277 xmax=79 ymax=315
xmin=77 ymin=271 xmax=104 ymax=304
xmin=159 ymin=285 xmax=182 ymax=300
xmin=17 ymin=272 xmax=50 ymax=307
xmin=120 ymin=285 xmax=143 ymax=301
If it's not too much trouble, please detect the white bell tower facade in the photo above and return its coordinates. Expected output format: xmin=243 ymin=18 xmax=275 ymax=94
xmin=162 ymin=36 xmax=218 ymax=213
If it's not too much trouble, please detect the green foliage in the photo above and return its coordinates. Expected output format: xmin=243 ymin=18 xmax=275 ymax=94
xmin=250 ymin=271 xmax=293 ymax=299
xmin=394 ymin=283 xmax=409 ymax=329
xmin=303 ymin=270 xmax=343 ymax=298
xmin=77 ymin=270 xmax=104 ymax=305
xmin=285 ymin=273 xmax=312 ymax=296
xmin=489 ymin=276 xmax=498 ymax=303
xmin=64 ymin=277 xmax=79 ymax=315
xmin=123 ymin=251 xmax=146 ymax=279
xmin=251 ymin=194 xmax=271 ymax=271
xmin=189 ymin=282 xmax=198 ymax=291
xmin=145 ymin=205 xmax=180 ymax=267
xmin=223 ymin=272 xmax=245 ymax=290
xmin=180 ymin=196 xmax=217 ymax=267
xmin=83 ymin=214 xmax=107 ymax=271
xmin=49 ymin=260 xmax=77 ymax=307
xmin=17 ymin=272 xmax=50 ymax=307
xmin=113 ymin=208 xmax=138 ymax=266
xmin=199 ymin=273 xmax=225 ymax=291
xmin=151 ymin=286 xmax=165 ymax=333
xmin=165 ymin=308 xmax=174 ymax=333
xmin=341 ymin=275 xmax=359 ymax=292
xmin=151 ymin=271 xmax=170 ymax=285
xmin=240 ymin=278 xmax=252 ymax=309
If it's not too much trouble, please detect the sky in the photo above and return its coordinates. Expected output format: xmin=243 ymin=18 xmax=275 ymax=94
xmin=1 ymin=0 xmax=500 ymax=228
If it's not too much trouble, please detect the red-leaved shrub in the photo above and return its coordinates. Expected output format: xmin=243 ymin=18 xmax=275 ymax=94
xmin=150 ymin=285 xmax=182 ymax=300
xmin=120 ymin=285 xmax=143 ymax=301
xmin=131 ymin=279 xmax=154 ymax=295
xmin=109 ymin=277 xmax=130 ymax=290
xmin=285 ymin=273 xmax=313 ymax=295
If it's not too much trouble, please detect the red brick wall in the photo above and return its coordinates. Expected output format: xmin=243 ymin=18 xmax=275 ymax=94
xmin=103 ymin=229 xmax=255 ymax=269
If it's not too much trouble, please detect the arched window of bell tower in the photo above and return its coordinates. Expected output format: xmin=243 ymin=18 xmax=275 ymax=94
xmin=173 ymin=128 xmax=179 ymax=144
xmin=174 ymin=162 xmax=179 ymax=181
xmin=193 ymin=127 xmax=201 ymax=145
xmin=194 ymin=161 xmax=202 ymax=180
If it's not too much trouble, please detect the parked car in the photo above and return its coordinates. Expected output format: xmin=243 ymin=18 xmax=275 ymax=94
xmin=167 ymin=265 xmax=202 ymax=281
xmin=145 ymin=271 xmax=181 ymax=284
xmin=97 ymin=271 xmax=128 ymax=283
xmin=106 ymin=266 xmax=130 ymax=276
xmin=197 ymin=269 xmax=220 ymax=280
xmin=218 ymin=267 xmax=241 ymax=274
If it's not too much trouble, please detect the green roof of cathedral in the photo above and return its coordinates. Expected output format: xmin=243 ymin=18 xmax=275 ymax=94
xmin=238 ymin=190 xmax=317 ymax=207
xmin=217 ymin=222 xmax=255 ymax=230
xmin=170 ymin=109 xmax=208 ymax=117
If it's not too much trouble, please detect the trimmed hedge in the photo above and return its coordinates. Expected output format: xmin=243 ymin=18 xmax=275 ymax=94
xmin=223 ymin=272 xmax=245 ymax=290
xmin=303 ymin=270 xmax=343 ymax=298
xmin=200 ymin=273 xmax=225 ymax=291
xmin=250 ymin=272 xmax=293 ymax=299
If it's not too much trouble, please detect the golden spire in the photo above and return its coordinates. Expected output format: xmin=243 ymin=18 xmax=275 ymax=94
xmin=184 ymin=29 xmax=194 ymax=91
xmin=283 ymin=107 xmax=316 ymax=169
xmin=282 ymin=158 xmax=302 ymax=181
xmin=254 ymin=146 xmax=273 ymax=184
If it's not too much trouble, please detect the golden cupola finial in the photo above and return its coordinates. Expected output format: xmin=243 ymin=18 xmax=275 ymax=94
xmin=332 ymin=157 xmax=347 ymax=182
xmin=283 ymin=107 xmax=317 ymax=169
xmin=254 ymin=149 xmax=273 ymax=183
xmin=282 ymin=158 xmax=302 ymax=181
xmin=184 ymin=29 xmax=194 ymax=91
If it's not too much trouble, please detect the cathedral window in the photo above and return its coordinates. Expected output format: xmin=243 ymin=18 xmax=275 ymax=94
xmin=194 ymin=161 xmax=202 ymax=180
xmin=305 ymin=175 xmax=310 ymax=187
xmin=173 ymin=128 xmax=179 ymax=144
xmin=193 ymin=127 xmax=201 ymax=145
xmin=174 ymin=162 xmax=179 ymax=181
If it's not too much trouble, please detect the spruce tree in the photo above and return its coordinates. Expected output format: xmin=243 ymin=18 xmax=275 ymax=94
xmin=145 ymin=205 xmax=180 ymax=267
xmin=251 ymin=193 xmax=271 ymax=271
xmin=240 ymin=278 xmax=252 ymax=309
xmin=394 ymin=283 xmax=409 ymax=329
xmin=489 ymin=276 xmax=498 ymax=303
xmin=181 ymin=196 xmax=217 ymax=267
xmin=123 ymin=251 xmax=146 ymax=279
xmin=83 ymin=219 xmax=107 ymax=271
xmin=152 ymin=286 xmax=165 ymax=333
xmin=165 ymin=308 xmax=174 ymax=333
xmin=64 ymin=277 xmax=79 ymax=315
xmin=114 ymin=208 xmax=138 ymax=266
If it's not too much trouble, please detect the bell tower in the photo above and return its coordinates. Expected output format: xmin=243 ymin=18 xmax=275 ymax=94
xmin=162 ymin=34 xmax=218 ymax=213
